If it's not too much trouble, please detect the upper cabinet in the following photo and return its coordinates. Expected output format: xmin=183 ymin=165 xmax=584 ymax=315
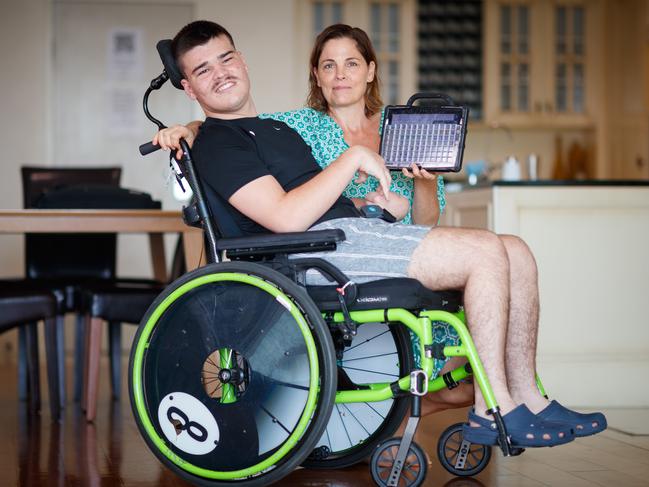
xmin=484 ymin=0 xmax=602 ymax=128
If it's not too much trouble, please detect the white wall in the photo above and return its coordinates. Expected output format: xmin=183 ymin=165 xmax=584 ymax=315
xmin=0 ymin=0 xmax=52 ymax=277
xmin=0 ymin=0 xmax=307 ymax=280
xmin=196 ymin=0 xmax=304 ymax=114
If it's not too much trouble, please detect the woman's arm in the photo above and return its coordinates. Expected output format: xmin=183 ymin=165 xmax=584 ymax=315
xmin=404 ymin=165 xmax=441 ymax=226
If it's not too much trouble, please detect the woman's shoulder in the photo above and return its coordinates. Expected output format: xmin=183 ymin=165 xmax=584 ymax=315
xmin=259 ymin=107 xmax=328 ymax=127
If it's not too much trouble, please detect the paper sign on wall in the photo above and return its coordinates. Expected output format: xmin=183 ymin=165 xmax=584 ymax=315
xmin=107 ymin=27 xmax=144 ymax=80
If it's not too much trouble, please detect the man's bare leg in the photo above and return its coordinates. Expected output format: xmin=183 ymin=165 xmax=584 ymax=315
xmin=500 ymin=235 xmax=601 ymax=433
xmin=499 ymin=235 xmax=549 ymax=413
xmin=408 ymin=227 xmax=517 ymax=419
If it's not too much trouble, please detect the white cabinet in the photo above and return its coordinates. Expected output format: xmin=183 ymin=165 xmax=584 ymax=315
xmin=441 ymin=183 xmax=649 ymax=408
xmin=483 ymin=0 xmax=603 ymax=128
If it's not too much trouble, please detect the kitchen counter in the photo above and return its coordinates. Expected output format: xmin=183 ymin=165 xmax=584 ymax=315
xmin=446 ymin=179 xmax=649 ymax=192
xmin=489 ymin=179 xmax=649 ymax=186
xmin=440 ymin=183 xmax=649 ymax=409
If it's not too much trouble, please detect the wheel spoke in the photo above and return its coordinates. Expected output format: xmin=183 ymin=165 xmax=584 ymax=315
xmin=469 ymin=450 xmax=482 ymax=465
xmin=344 ymin=329 xmax=391 ymax=353
xmin=260 ymin=405 xmax=291 ymax=435
xmin=341 ymin=351 xmax=398 ymax=363
xmin=335 ymin=404 xmax=353 ymax=447
xmin=209 ymin=382 xmax=223 ymax=396
xmin=446 ymin=437 xmax=461 ymax=447
xmin=365 ymin=401 xmax=388 ymax=420
xmin=446 ymin=450 xmax=459 ymax=464
xmin=341 ymin=365 xmax=399 ymax=378
xmin=340 ymin=404 xmax=371 ymax=436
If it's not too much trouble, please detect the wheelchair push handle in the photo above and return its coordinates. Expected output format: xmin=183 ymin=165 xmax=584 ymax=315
xmin=406 ymin=92 xmax=456 ymax=106
xmin=139 ymin=141 xmax=161 ymax=155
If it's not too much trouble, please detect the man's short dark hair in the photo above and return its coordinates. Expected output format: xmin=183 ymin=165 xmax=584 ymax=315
xmin=171 ymin=20 xmax=235 ymax=72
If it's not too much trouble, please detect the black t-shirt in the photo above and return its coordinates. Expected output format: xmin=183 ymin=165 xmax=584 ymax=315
xmin=192 ymin=116 xmax=360 ymax=235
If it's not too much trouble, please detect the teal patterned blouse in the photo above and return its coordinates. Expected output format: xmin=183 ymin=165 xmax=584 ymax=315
xmin=259 ymin=107 xmax=446 ymax=225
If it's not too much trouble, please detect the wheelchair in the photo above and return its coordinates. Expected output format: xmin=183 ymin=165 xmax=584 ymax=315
xmin=129 ymin=39 xmax=538 ymax=486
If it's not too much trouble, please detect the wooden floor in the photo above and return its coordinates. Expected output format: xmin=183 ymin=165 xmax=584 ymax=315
xmin=3 ymin=360 xmax=649 ymax=487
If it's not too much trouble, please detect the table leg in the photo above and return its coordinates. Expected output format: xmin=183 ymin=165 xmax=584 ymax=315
xmin=148 ymin=232 xmax=167 ymax=282
xmin=182 ymin=230 xmax=205 ymax=270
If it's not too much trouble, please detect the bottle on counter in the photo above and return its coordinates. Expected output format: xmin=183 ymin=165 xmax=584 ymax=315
xmin=552 ymin=135 xmax=567 ymax=180
xmin=527 ymin=153 xmax=539 ymax=180
xmin=502 ymin=155 xmax=522 ymax=181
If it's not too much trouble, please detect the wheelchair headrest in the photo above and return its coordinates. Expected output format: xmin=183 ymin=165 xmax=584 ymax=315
xmin=156 ymin=39 xmax=184 ymax=90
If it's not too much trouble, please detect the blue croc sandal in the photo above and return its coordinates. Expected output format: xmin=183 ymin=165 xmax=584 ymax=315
xmin=536 ymin=400 xmax=607 ymax=437
xmin=462 ymin=404 xmax=575 ymax=448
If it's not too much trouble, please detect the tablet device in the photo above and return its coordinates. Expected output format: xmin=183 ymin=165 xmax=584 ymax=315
xmin=380 ymin=102 xmax=469 ymax=172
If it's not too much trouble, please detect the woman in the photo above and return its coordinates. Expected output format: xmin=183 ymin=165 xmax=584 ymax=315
xmin=155 ymin=24 xmax=472 ymax=414
xmin=261 ymin=24 xmax=443 ymax=226
xmin=279 ymin=24 xmax=471 ymax=413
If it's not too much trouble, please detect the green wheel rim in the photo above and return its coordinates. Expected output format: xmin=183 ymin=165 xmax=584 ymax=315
xmin=131 ymin=272 xmax=320 ymax=480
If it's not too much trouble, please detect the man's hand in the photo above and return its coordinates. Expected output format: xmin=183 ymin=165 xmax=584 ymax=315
xmin=153 ymin=121 xmax=202 ymax=159
xmin=365 ymin=191 xmax=410 ymax=221
xmin=348 ymin=146 xmax=392 ymax=199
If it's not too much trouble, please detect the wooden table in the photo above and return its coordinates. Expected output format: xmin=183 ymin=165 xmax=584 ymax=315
xmin=0 ymin=209 xmax=204 ymax=281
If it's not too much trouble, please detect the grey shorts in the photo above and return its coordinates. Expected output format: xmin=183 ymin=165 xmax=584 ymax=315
xmin=294 ymin=217 xmax=432 ymax=285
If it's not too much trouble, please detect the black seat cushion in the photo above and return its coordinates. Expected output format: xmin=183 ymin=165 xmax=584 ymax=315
xmin=0 ymin=291 xmax=57 ymax=331
xmin=85 ymin=282 xmax=166 ymax=323
xmin=307 ymin=278 xmax=462 ymax=313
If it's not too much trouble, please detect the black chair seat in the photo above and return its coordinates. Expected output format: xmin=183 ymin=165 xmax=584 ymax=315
xmin=0 ymin=291 xmax=57 ymax=331
xmin=307 ymin=278 xmax=463 ymax=313
xmin=84 ymin=282 xmax=165 ymax=323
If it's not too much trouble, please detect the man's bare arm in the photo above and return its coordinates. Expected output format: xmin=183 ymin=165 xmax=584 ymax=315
xmin=228 ymin=145 xmax=391 ymax=232
xmin=153 ymin=121 xmax=203 ymax=159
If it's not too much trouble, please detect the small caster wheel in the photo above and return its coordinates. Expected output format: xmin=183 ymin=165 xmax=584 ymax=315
xmin=437 ymin=422 xmax=491 ymax=477
xmin=370 ymin=437 xmax=427 ymax=486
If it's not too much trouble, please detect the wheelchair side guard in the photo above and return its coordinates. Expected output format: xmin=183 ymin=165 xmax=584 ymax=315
xmin=216 ymin=229 xmax=345 ymax=259
xmin=129 ymin=262 xmax=337 ymax=483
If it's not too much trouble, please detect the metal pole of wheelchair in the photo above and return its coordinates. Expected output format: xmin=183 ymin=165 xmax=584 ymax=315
xmin=386 ymin=394 xmax=421 ymax=486
xmin=178 ymin=139 xmax=219 ymax=264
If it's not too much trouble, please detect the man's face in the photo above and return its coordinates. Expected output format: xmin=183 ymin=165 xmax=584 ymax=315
xmin=179 ymin=35 xmax=253 ymax=118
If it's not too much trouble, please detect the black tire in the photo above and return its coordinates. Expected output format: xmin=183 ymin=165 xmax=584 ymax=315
xmin=437 ymin=422 xmax=492 ymax=477
xmin=370 ymin=438 xmax=427 ymax=487
xmin=128 ymin=262 xmax=337 ymax=486
xmin=303 ymin=322 xmax=414 ymax=469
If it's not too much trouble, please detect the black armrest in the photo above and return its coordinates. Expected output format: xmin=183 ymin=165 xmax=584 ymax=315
xmin=216 ymin=229 xmax=346 ymax=258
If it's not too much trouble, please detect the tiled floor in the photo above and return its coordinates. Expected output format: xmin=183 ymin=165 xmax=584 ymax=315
xmin=3 ymin=359 xmax=649 ymax=486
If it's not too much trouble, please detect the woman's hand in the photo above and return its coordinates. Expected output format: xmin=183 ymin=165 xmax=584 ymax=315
xmin=402 ymin=163 xmax=438 ymax=187
xmin=152 ymin=121 xmax=202 ymax=159
xmin=365 ymin=191 xmax=410 ymax=221
xmin=402 ymin=163 xmax=440 ymax=226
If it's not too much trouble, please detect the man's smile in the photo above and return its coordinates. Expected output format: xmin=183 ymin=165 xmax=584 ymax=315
xmin=215 ymin=80 xmax=236 ymax=93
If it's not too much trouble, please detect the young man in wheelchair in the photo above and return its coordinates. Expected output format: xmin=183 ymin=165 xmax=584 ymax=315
xmin=156 ymin=20 xmax=606 ymax=449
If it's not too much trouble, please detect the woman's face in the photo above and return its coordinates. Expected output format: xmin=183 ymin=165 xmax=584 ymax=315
xmin=314 ymin=37 xmax=375 ymax=111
